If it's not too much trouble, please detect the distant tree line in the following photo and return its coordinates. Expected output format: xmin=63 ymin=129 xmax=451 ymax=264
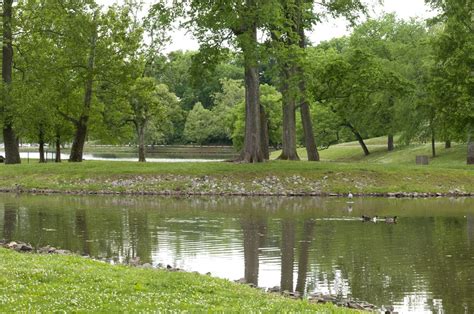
xmin=1 ymin=0 xmax=472 ymax=164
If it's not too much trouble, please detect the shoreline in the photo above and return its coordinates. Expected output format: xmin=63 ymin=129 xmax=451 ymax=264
xmin=0 ymin=187 xmax=473 ymax=198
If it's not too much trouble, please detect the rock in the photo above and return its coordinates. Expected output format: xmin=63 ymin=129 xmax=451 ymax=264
xmin=55 ymin=249 xmax=70 ymax=255
xmin=129 ymin=256 xmax=141 ymax=266
xmin=267 ymin=286 xmax=280 ymax=293
xmin=0 ymin=155 xmax=4 ymax=163
xmin=234 ymin=278 xmax=247 ymax=284
xmin=19 ymin=243 xmax=33 ymax=252
xmin=141 ymin=263 xmax=153 ymax=269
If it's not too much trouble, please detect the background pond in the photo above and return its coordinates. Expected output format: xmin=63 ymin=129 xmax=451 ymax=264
xmin=0 ymin=194 xmax=473 ymax=313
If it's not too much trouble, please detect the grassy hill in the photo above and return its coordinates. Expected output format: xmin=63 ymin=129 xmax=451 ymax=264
xmin=271 ymin=137 xmax=468 ymax=168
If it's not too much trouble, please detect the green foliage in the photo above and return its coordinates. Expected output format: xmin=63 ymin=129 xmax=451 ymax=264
xmin=427 ymin=0 xmax=474 ymax=136
xmin=183 ymin=102 xmax=213 ymax=145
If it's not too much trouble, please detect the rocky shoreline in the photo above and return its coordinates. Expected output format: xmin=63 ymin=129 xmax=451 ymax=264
xmin=0 ymin=186 xmax=472 ymax=198
xmin=1 ymin=240 xmax=395 ymax=313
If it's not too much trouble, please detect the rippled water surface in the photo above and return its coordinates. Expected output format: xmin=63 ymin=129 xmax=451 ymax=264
xmin=1 ymin=194 xmax=473 ymax=313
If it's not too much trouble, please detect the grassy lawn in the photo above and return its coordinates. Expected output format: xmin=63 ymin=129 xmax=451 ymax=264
xmin=1 ymin=138 xmax=472 ymax=195
xmin=0 ymin=248 xmax=352 ymax=312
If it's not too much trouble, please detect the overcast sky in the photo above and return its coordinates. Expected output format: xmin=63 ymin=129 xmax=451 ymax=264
xmin=98 ymin=0 xmax=436 ymax=52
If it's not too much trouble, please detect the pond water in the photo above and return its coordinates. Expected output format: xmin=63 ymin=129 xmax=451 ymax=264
xmin=1 ymin=194 xmax=473 ymax=313
xmin=0 ymin=152 xmax=224 ymax=162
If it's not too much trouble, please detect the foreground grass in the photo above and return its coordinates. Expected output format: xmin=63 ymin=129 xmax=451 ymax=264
xmin=0 ymin=248 xmax=350 ymax=312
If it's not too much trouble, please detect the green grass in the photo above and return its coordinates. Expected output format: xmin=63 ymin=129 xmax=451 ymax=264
xmin=0 ymin=158 xmax=472 ymax=195
xmin=1 ymin=138 xmax=472 ymax=195
xmin=272 ymin=137 xmax=468 ymax=167
xmin=0 ymin=248 xmax=352 ymax=312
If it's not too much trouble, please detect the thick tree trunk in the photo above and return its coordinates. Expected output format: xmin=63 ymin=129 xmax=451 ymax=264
xmin=38 ymin=127 xmax=45 ymax=163
xmin=346 ymin=123 xmax=370 ymax=156
xmin=55 ymin=135 xmax=61 ymax=163
xmin=295 ymin=219 xmax=315 ymax=294
xmin=298 ymin=27 xmax=319 ymax=161
xmin=300 ymin=102 xmax=319 ymax=161
xmin=431 ymin=130 xmax=436 ymax=158
xmin=138 ymin=125 xmax=146 ymax=162
xmin=3 ymin=125 xmax=21 ymax=164
xmin=279 ymin=67 xmax=299 ymax=161
xmin=69 ymin=118 xmax=88 ymax=162
xmin=238 ymin=24 xmax=263 ymax=163
xmin=260 ymin=105 xmax=269 ymax=160
xmin=2 ymin=0 xmax=20 ymax=165
xmin=445 ymin=140 xmax=451 ymax=149
xmin=388 ymin=134 xmax=394 ymax=151
xmin=69 ymin=21 xmax=97 ymax=162
xmin=280 ymin=219 xmax=295 ymax=292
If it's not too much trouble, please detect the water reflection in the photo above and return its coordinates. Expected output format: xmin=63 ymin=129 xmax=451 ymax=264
xmin=0 ymin=194 xmax=473 ymax=313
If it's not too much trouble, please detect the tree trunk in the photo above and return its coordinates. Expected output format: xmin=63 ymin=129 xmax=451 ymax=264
xmin=137 ymin=125 xmax=146 ymax=162
xmin=280 ymin=219 xmax=295 ymax=292
xmin=295 ymin=219 xmax=315 ymax=294
xmin=38 ymin=127 xmax=45 ymax=163
xmin=55 ymin=134 xmax=61 ymax=163
xmin=445 ymin=140 xmax=451 ymax=149
xmin=69 ymin=20 xmax=97 ymax=162
xmin=388 ymin=134 xmax=394 ymax=151
xmin=3 ymin=126 xmax=21 ymax=164
xmin=3 ymin=203 xmax=17 ymax=240
xmin=69 ymin=118 xmax=88 ymax=162
xmin=2 ymin=0 xmax=20 ymax=165
xmin=260 ymin=105 xmax=269 ymax=160
xmin=298 ymin=26 xmax=319 ymax=161
xmin=467 ymin=127 xmax=474 ymax=165
xmin=242 ymin=219 xmax=260 ymax=286
xmin=279 ymin=66 xmax=299 ymax=161
xmin=431 ymin=130 xmax=436 ymax=158
xmin=236 ymin=18 xmax=263 ymax=163
xmin=300 ymin=102 xmax=319 ymax=161
xmin=346 ymin=123 xmax=370 ymax=156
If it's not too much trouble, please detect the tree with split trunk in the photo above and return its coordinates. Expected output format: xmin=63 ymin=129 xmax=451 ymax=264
xmin=266 ymin=0 xmax=366 ymax=161
xmin=161 ymin=0 xmax=283 ymax=163
xmin=1 ymin=0 xmax=21 ymax=164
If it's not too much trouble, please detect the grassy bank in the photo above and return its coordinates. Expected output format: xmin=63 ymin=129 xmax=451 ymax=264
xmin=0 ymin=158 xmax=472 ymax=195
xmin=0 ymin=248 xmax=350 ymax=312
xmin=1 ymin=138 xmax=472 ymax=195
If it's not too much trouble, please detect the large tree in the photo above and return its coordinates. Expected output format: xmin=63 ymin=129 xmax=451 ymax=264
xmin=31 ymin=1 xmax=144 ymax=162
xmin=1 ymin=0 xmax=21 ymax=164
xmin=267 ymin=0 xmax=366 ymax=161
xmin=426 ymin=0 xmax=474 ymax=164
xmin=163 ymin=0 xmax=281 ymax=162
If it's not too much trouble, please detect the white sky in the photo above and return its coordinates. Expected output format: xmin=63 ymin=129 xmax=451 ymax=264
xmin=98 ymin=0 xmax=436 ymax=52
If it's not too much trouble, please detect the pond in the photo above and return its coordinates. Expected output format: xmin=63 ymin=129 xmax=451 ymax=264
xmin=0 ymin=194 xmax=473 ymax=313
xmin=0 ymin=152 xmax=225 ymax=163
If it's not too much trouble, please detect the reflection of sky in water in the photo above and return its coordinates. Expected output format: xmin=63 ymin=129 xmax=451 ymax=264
xmin=1 ymin=195 xmax=473 ymax=313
